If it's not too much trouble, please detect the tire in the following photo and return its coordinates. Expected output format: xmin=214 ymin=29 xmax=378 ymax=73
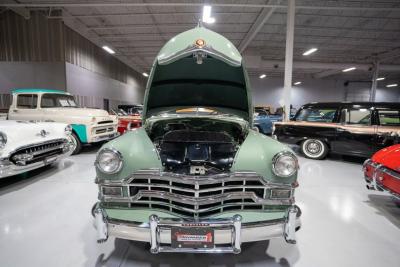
xmin=71 ymin=132 xmax=82 ymax=155
xmin=300 ymin=139 xmax=328 ymax=160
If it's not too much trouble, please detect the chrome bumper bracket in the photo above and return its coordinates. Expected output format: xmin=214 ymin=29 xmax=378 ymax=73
xmin=284 ymin=205 xmax=298 ymax=244
xmin=149 ymin=214 xmax=242 ymax=254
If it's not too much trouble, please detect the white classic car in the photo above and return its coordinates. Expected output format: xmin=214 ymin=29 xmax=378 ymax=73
xmin=8 ymin=89 xmax=119 ymax=154
xmin=0 ymin=120 xmax=75 ymax=178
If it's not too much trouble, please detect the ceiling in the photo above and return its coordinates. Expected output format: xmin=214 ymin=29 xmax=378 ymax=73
xmin=2 ymin=0 xmax=400 ymax=83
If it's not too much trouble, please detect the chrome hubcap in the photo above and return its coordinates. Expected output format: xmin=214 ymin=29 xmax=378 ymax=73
xmin=307 ymin=141 xmax=321 ymax=154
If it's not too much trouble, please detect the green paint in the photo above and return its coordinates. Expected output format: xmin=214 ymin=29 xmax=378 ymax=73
xmin=104 ymin=207 xmax=286 ymax=224
xmin=71 ymin=124 xmax=87 ymax=143
xmin=142 ymin=27 xmax=253 ymax=123
xmin=96 ymin=128 xmax=163 ymax=181
xmin=12 ymin=88 xmax=68 ymax=94
xmin=232 ymin=130 xmax=297 ymax=184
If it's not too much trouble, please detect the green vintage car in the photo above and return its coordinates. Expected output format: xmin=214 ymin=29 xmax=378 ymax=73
xmin=93 ymin=25 xmax=301 ymax=254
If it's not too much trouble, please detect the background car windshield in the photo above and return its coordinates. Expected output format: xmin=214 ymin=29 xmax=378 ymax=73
xmin=296 ymin=108 xmax=336 ymax=122
xmin=41 ymin=94 xmax=77 ymax=108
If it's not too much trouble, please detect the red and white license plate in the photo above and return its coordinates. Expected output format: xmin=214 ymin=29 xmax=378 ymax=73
xmin=171 ymin=227 xmax=214 ymax=248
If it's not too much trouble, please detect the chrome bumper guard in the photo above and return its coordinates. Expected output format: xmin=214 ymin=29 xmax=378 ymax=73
xmin=363 ymin=159 xmax=400 ymax=200
xmin=94 ymin=205 xmax=300 ymax=254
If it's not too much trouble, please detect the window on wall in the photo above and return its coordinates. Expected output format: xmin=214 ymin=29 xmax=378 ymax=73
xmin=344 ymin=109 xmax=371 ymax=125
xmin=295 ymin=108 xmax=337 ymax=122
xmin=17 ymin=94 xmax=38 ymax=109
xmin=378 ymin=110 xmax=400 ymax=126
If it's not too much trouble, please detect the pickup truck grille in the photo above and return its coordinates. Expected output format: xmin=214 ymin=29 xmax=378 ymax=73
xmin=102 ymin=170 xmax=294 ymax=219
xmin=95 ymin=127 xmax=114 ymax=134
xmin=10 ymin=139 xmax=67 ymax=166
xmin=97 ymin=120 xmax=114 ymax=125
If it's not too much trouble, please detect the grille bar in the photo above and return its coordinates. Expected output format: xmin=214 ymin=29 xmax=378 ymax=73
xmin=100 ymin=170 xmax=294 ymax=218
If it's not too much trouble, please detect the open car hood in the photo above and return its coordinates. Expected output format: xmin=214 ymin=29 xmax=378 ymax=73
xmin=143 ymin=26 xmax=252 ymax=123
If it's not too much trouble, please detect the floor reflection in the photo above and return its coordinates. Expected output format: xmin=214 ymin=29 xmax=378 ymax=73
xmin=367 ymin=194 xmax=400 ymax=229
xmin=95 ymin=238 xmax=299 ymax=267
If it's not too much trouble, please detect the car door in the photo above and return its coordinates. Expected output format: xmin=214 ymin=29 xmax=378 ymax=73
xmin=375 ymin=108 xmax=400 ymax=151
xmin=8 ymin=94 xmax=42 ymax=121
xmin=332 ymin=107 xmax=377 ymax=157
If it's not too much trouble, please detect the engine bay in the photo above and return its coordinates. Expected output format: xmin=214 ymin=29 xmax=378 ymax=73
xmin=147 ymin=118 xmax=247 ymax=175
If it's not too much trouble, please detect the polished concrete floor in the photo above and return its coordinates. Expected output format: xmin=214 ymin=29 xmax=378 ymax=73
xmin=1 ymin=145 xmax=400 ymax=267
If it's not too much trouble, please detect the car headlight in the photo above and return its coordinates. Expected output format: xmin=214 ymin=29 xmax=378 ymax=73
xmin=95 ymin=148 xmax=123 ymax=174
xmin=65 ymin=125 xmax=72 ymax=135
xmin=272 ymin=151 xmax=298 ymax=177
xmin=0 ymin=132 xmax=7 ymax=149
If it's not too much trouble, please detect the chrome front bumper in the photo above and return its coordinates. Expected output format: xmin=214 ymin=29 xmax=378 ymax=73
xmin=94 ymin=206 xmax=301 ymax=254
xmin=363 ymin=159 xmax=400 ymax=200
xmin=0 ymin=142 xmax=74 ymax=179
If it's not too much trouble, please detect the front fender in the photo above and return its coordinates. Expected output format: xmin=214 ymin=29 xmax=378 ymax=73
xmin=96 ymin=128 xmax=162 ymax=181
xmin=231 ymin=130 xmax=297 ymax=184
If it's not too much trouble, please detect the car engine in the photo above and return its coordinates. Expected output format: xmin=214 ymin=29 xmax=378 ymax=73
xmin=148 ymin=119 xmax=246 ymax=175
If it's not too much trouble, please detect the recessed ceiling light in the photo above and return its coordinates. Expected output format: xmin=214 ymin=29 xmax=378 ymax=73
xmin=202 ymin=5 xmax=215 ymax=24
xmin=376 ymin=77 xmax=385 ymax=81
xmin=259 ymin=74 xmax=266 ymax=79
xmin=386 ymin=83 xmax=398 ymax=88
xmin=142 ymin=72 xmax=149 ymax=77
xmin=102 ymin=46 xmax=115 ymax=54
xmin=342 ymin=67 xmax=356 ymax=72
xmin=302 ymin=48 xmax=318 ymax=56
xmin=294 ymin=81 xmax=302 ymax=85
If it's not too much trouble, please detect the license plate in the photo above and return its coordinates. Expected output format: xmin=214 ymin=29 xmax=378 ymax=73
xmin=171 ymin=227 xmax=214 ymax=249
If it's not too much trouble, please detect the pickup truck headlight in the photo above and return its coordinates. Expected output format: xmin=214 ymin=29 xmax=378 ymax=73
xmin=0 ymin=132 xmax=7 ymax=149
xmin=272 ymin=151 xmax=298 ymax=177
xmin=65 ymin=125 xmax=72 ymax=135
xmin=96 ymin=148 xmax=123 ymax=174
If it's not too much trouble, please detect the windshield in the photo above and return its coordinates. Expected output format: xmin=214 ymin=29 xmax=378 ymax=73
xmin=41 ymin=93 xmax=78 ymax=108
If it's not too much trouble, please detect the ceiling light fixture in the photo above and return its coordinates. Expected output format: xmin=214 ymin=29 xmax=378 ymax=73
xmin=102 ymin=46 xmax=115 ymax=54
xmin=259 ymin=74 xmax=266 ymax=79
xmin=202 ymin=5 xmax=215 ymax=24
xmin=302 ymin=48 xmax=318 ymax=56
xmin=376 ymin=77 xmax=385 ymax=81
xmin=142 ymin=72 xmax=149 ymax=77
xmin=294 ymin=81 xmax=302 ymax=85
xmin=386 ymin=83 xmax=398 ymax=88
xmin=342 ymin=67 xmax=356 ymax=72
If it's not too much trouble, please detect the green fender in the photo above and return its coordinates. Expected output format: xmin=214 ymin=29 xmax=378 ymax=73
xmin=231 ymin=130 xmax=297 ymax=184
xmin=71 ymin=124 xmax=88 ymax=143
xmin=96 ymin=128 xmax=162 ymax=181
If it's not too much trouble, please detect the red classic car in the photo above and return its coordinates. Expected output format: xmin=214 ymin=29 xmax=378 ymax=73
xmin=111 ymin=109 xmax=142 ymax=135
xmin=364 ymin=144 xmax=400 ymax=200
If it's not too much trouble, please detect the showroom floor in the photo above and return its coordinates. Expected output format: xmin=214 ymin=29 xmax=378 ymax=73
xmin=0 ymin=145 xmax=399 ymax=267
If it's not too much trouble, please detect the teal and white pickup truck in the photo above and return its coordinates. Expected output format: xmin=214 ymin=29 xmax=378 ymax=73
xmin=8 ymin=89 xmax=118 ymax=154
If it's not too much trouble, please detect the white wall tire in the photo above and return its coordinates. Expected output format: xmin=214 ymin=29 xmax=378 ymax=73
xmin=71 ymin=133 xmax=82 ymax=155
xmin=301 ymin=139 xmax=328 ymax=160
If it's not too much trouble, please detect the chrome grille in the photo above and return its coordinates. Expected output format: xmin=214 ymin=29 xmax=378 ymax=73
xmin=101 ymin=170 xmax=294 ymax=219
xmin=10 ymin=139 xmax=66 ymax=165
xmin=95 ymin=127 xmax=114 ymax=134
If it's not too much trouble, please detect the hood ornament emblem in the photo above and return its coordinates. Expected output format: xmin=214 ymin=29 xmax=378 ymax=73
xmin=195 ymin=39 xmax=206 ymax=48
xmin=39 ymin=130 xmax=49 ymax=137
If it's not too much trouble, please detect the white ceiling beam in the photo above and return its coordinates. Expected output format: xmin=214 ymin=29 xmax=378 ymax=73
xmin=238 ymin=0 xmax=281 ymax=53
xmin=244 ymin=56 xmax=400 ymax=72
xmin=1 ymin=2 xmax=400 ymax=12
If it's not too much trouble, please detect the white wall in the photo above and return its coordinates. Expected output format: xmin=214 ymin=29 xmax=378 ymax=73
xmin=65 ymin=62 xmax=145 ymax=110
xmin=0 ymin=62 xmax=66 ymax=93
xmin=0 ymin=62 xmax=66 ymax=108
xmin=249 ymin=76 xmax=400 ymax=110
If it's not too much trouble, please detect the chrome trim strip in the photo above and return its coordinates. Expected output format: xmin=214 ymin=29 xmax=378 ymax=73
xmin=157 ymin=44 xmax=241 ymax=67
